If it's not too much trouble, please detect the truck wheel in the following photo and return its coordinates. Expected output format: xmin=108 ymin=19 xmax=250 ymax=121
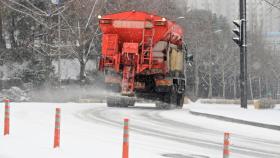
xmin=123 ymin=99 xmax=135 ymax=107
xmin=155 ymin=102 xmax=170 ymax=109
xmin=107 ymin=101 xmax=116 ymax=107
xmin=107 ymin=97 xmax=135 ymax=108
xmin=107 ymin=97 xmax=123 ymax=107
xmin=107 ymin=97 xmax=120 ymax=107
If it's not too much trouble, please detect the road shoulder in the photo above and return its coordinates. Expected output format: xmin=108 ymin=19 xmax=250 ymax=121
xmin=188 ymin=103 xmax=280 ymax=131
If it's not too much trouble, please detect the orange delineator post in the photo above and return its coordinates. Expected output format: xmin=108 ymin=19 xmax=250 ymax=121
xmin=53 ymin=108 xmax=61 ymax=148
xmin=223 ymin=132 xmax=230 ymax=158
xmin=4 ymin=99 xmax=10 ymax=135
xmin=122 ymin=118 xmax=129 ymax=158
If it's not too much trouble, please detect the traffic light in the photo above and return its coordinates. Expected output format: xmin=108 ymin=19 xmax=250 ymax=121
xmin=232 ymin=20 xmax=242 ymax=46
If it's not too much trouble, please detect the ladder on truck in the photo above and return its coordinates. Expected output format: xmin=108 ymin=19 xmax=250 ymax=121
xmin=140 ymin=21 xmax=154 ymax=71
xmin=121 ymin=43 xmax=138 ymax=96
xmin=122 ymin=54 xmax=135 ymax=96
xmin=122 ymin=65 xmax=135 ymax=96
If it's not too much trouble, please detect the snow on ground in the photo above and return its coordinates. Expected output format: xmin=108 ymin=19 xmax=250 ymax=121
xmin=0 ymin=102 xmax=217 ymax=158
xmin=0 ymin=102 xmax=178 ymax=158
xmin=0 ymin=102 xmax=279 ymax=158
xmin=188 ymin=101 xmax=280 ymax=126
xmin=157 ymin=103 xmax=280 ymax=157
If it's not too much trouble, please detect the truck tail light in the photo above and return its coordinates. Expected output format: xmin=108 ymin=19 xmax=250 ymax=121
xmin=155 ymin=20 xmax=166 ymax=26
xmin=100 ymin=19 xmax=112 ymax=24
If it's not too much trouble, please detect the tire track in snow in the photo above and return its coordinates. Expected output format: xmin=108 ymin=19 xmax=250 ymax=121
xmin=141 ymin=109 xmax=280 ymax=157
xmin=144 ymin=110 xmax=280 ymax=146
xmin=76 ymin=107 xmax=280 ymax=158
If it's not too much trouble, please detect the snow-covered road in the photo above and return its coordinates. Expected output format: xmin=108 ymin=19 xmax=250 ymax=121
xmin=0 ymin=102 xmax=279 ymax=158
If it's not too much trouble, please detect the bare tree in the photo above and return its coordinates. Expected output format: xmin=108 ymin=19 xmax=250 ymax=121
xmin=0 ymin=5 xmax=5 ymax=48
xmin=62 ymin=0 xmax=103 ymax=82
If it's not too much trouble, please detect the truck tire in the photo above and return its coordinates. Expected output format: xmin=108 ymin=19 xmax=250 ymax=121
xmin=155 ymin=102 xmax=171 ymax=109
xmin=107 ymin=97 xmax=121 ymax=107
xmin=124 ymin=99 xmax=136 ymax=107
xmin=107 ymin=97 xmax=135 ymax=108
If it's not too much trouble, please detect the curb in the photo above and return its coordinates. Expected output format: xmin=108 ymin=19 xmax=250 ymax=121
xmin=189 ymin=110 xmax=280 ymax=131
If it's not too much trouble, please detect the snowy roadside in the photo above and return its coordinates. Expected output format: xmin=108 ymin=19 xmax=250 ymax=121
xmin=0 ymin=103 xmax=168 ymax=158
xmin=188 ymin=101 xmax=280 ymax=130
xmin=0 ymin=102 xmax=226 ymax=158
xmin=0 ymin=102 xmax=279 ymax=158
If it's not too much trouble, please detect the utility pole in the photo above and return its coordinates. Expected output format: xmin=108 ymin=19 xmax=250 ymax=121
xmin=233 ymin=0 xmax=247 ymax=108
xmin=240 ymin=0 xmax=247 ymax=108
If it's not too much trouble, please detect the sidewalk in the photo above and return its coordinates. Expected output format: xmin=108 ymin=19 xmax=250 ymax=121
xmin=188 ymin=101 xmax=280 ymax=131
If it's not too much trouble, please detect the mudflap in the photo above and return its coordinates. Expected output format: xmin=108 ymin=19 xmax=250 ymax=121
xmin=176 ymin=93 xmax=184 ymax=109
xmin=156 ymin=89 xmax=184 ymax=110
xmin=155 ymin=93 xmax=175 ymax=110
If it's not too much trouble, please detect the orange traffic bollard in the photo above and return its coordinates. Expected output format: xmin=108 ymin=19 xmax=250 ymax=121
xmin=223 ymin=132 xmax=230 ymax=158
xmin=122 ymin=118 xmax=129 ymax=158
xmin=53 ymin=108 xmax=61 ymax=148
xmin=4 ymin=99 xmax=10 ymax=135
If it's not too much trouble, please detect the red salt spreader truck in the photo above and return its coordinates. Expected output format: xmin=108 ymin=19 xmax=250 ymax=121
xmin=98 ymin=11 xmax=191 ymax=109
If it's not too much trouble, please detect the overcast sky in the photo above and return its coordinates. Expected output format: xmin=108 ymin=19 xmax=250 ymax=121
xmin=176 ymin=0 xmax=280 ymax=32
